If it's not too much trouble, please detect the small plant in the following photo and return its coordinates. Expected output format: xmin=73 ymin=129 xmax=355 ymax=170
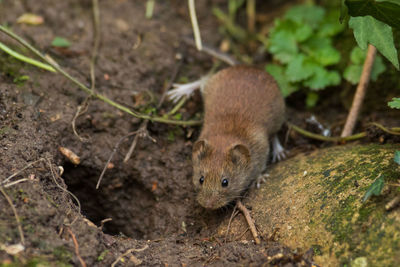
xmin=265 ymin=4 xmax=345 ymax=105
xmin=363 ymin=174 xmax=385 ymax=202
xmin=51 ymin=37 xmax=71 ymax=48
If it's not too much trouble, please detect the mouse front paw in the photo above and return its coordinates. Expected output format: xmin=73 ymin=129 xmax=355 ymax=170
xmin=255 ymin=173 xmax=269 ymax=189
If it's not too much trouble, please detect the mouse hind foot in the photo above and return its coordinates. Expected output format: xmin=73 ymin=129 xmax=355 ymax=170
xmin=167 ymin=76 xmax=209 ymax=103
xmin=271 ymin=135 xmax=286 ymax=163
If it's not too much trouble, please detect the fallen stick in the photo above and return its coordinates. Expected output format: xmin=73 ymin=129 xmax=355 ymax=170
xmin=236 ymin=200 xmax=260 ymax=245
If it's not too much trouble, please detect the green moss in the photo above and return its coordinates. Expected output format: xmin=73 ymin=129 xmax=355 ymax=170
xmin=53 ymin=246 xmax=73 ymax=263
xmin=324 ymin=195 xmax=356 ymax=243
xmin=312 ymin=244 xmax=323 ymax=256
xmin=97 ymin=249 xmax=109 ymax=261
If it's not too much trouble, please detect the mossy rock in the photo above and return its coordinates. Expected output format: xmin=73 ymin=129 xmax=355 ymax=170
xmin=219 ymin=144 xmax=400 ymax=266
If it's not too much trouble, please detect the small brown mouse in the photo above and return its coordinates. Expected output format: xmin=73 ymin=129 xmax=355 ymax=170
xmin=189 ymin=66 xmax=285 ymax=209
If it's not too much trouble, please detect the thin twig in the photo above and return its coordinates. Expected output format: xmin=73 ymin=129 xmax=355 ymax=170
xmin=3 ymin=178 xmax=29 ymax=188
xmin=111 ymin=245 xmax=149 ymax=267
xmin=66 ymin=227 xmax=87 ymax=267
xmin=0 ymin=187 xmax=25 ymax=245
xmin=183 ymin=37 xmax=239 ymax=66
xmin=0 ymin=25 xmax=201 ymax=126
xmin=123 ymin=121 xmax=150 ymax=163
xmin=236 ymin=200 xmax=260 ymax=245
xmin=96 ymin=131 xmax=140 ymax=189
xmin=341 ymin=44 xmax=377 ymax=137
xmin=188 ymin=0 xmax=202 ymax=51
xmin=225 ymin=206 xmax=239 ymax=243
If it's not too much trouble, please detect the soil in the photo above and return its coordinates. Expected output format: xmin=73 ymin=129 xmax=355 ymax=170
xmin=0 ymin=0 xmax=398 ymax=266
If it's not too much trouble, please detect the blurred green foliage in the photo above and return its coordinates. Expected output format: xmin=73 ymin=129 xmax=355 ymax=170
xmin=265 ymin=4 xmax=345 ymax=106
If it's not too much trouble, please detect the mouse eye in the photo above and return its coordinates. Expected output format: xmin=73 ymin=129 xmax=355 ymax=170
xmin=199 ymin=176 xmax=204 ymax=185
xmin=221 ymin=178 xmax=229 ymax=187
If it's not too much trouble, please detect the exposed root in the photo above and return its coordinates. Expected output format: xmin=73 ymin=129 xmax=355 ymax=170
xmin=66 ymin=227 xmax=87 ymax=267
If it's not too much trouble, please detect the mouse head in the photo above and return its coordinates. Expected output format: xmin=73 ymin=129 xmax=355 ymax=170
xmin=192 ymin=139 xmax=251 ymax=209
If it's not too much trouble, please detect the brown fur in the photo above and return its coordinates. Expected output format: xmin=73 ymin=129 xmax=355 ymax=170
xmin=192 ymin=66 xmax=285 ymax=209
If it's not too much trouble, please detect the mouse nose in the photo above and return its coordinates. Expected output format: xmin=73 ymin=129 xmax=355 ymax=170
xmin=204 ymin=198 xmax=217 ymax=209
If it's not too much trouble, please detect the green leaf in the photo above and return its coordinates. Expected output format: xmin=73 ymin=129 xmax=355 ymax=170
xmin=13 ymin=75 xmax=30 ymax=85
xmin=349 ymin=16 xmax=399 ymax=69
xmin=317 ymin=10 xmax=346 ymax=37
xmin=370 ymin=55 xmax=386 ymax=81
xmin=394 ymin=151 xmax=400 ymax=165
xmin=285 ymin=54 xmax=317 ymax=82
xmin=304 ymin=66 xmax=341 ymax=90
xmin=362 ymin=175 xmax=385 ymax=202
xmin=350 ymin=44 xmax=366 ymax=64
xmin=306 ymin=92 xmax=319 ymax=108
xmin=345 ymin=0 xmax=400 ymax=30
xmin=51 ymin=37 xmax=71 ymax=48
xmin=388 ymin=97 xmax=400 ymax=109
xmin=302 ymin=37 xmax=341 ymax=66
xmin=268 ymin=28 xmax=298 ymax=63
xmin=294 ymin=23 xmax=313 ymax=42
xmin=344 ymin=64 xmax=362 ymax=84
xmin=284 ymin=4 xmax=325 ymax=29
xmin=265 ymin=64 xmax=298 ymax=97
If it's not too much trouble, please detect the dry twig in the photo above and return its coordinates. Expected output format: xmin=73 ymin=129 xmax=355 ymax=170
xmin=341 ymin=44 xmax=377 ymax=137
xmin=66 ymin=227 xmax=87 ymax=267
xmin=236 ymin=200 xmax=260 ymax=244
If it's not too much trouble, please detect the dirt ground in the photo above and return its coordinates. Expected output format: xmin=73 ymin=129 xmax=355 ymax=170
xmin=0 ymin=0 xmax=399 ymax=266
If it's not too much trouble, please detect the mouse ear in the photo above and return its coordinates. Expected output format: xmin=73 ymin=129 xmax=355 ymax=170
xmin=192 ymin=139 xmax=210 ymax=162
xmin=229 ymin=144 xmax=250 ymax=166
